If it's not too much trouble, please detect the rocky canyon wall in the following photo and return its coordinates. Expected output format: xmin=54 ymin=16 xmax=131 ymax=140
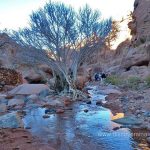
xmin=129 ymin=0 xmax=150 ymax=46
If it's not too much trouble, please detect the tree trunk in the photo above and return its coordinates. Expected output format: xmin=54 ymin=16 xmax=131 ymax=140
xmin=54 ymin=73 xmax=85 ymax=100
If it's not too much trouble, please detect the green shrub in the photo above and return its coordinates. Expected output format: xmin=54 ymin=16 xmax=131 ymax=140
xmin=126 ymin=77 xmax=141 ymax=90
xmin=105 ymin=75 xmax=122 ymax=85
xmin=105 ymin=75 xmax=142 ymax=90
xmin=145 ymin=76 xmax=150 ymax=87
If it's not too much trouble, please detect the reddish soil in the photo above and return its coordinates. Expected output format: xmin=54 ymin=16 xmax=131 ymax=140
xmin=0 ymin=128 xmax=55 ymax=150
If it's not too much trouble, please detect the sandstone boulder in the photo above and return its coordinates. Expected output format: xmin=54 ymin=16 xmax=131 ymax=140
xmin=76 ymin=76 xmax=89 ymax=90
xmin=8 ymin=98 xmax=25 ymax=107
xmin=121 ymin=66 xmax=150 ymax=79
xmin=38 ymin=64 xmax=53 ymax=75
xmin=122 ymin=45 xmax=149 ymax=70
xmin=8 ymin=84 xmax=50 ymax=95
xmin=112 ymin=116 xmax=142 ymax=126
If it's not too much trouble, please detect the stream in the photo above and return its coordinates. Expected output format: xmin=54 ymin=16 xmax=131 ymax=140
xmin=23 ymin=86 xmax=139 ymax=150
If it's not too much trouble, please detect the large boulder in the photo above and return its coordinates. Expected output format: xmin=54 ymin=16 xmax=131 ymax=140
xmin=24 ymin=72 xmax=45 ymax=84
xmin=38 ymin=64 xmax=53 ymax=75
xmin=0 ymin=33 xmax=53 ymax=87
xmin=8 ymin=98 xmax=25 ymax=107
xmin=8 ymin=84 xmax=50 ymax=95
xmin=76 ymin=76 xmax=89 ymax=90
xmin=122 ymin=45 xmax=149 ymax=70
xmin=121 ymin=66 xmax=150 ymax=79
xmin=112 ymin=116 xmax=142 ymax=126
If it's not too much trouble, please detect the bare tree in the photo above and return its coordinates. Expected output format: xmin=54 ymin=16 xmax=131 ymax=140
xmin=10 ymin=2 xmax=112 ymax=99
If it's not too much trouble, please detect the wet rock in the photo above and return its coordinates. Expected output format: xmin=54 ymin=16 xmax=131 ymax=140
xmin=45 ymin=99 xmax=63 ymax=107
xmin=86 ymin=100 xmax=92 ymax=104
xmin=48 ymin=78 xmax=55 ymax=87
xmin=27 ymin=94 xmax=38 ymax=100
xmin=0 ymin=103 xmax=7 ymax=113
xmin=137 ymin=114 xmax=141 ymax=118
xmin=113 ymin=127 xmax=120 ymax=131
xmin=0 ymin=94 xmax=6 ymax=99
xmin=84 ymin=109 xmax=89 ymax=113
xmin=5 ymin=95 xmax=14 ymax=99
xmin=140 ymin=124 xmax=148 ymax=129
xmin=147 ymin=137 xmax=150 ymax=144
xmin=113 ymin=116 xmax=142 ymax=126
xmin=0 ymin=85 xmax=3 ymax=90
xmin=25 ymin=126 xmax=31 ymax=129
xmin=85 ymin=87 xmax=93 ymax=91
xmin=141 ymin=109 xmax=146 ymax=113
xmin=96 ymin=101 xmax=103 ymax=106
xmin=17 ymin=110 xmax=26 ymax=117
xmin=0 ymin=81 xmax=5 ymax=86
xmin=129 ymin=107 xmax=135 ymax=112
xmin=39 ymin=89 xmax=51 ymax=98
xmin=0 ymin=112 xmax=23 ymax=128
xmin=99 ymin=89 xmax=122 ymax=95
xmin=56 ymin=109 xmax=65 ymax=114
xmin=87 ymin=95 xmax=91 ymax=98
xmin=147 ymin=125 xmax=150 ymax=131
xmin=8 ymin=84 xmax=49 ymax=95
xmin=43 ymin=115 xmax=50 ymax=118
xmin=0 ymin=98 xmax=8 ymax=105
xmin=144 ymin=111 xmax=150 ymax=117
xmin=45 ymin=108 xmax=56 ymax=114
xmin=65 ymin=107 xmax=73 ymax=111
xmin=136 ymin=109 xmax=141 ymax=113
xmin=63 ymin=97 xmax=72 ymax=106
xmin=24 ymin=73 xmax=45 ymax=84
xmin=8 ymin=99 xmax=25 ymax=107
xmin=120 ymin=125 xmax=128 ymax=129
xmin=130 ymin=100 xmax=134 ymax=103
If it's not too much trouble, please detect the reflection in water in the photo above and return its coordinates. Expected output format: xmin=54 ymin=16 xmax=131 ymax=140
xmin=111 ymin=113 xmax=125 ymax=120
xmin=23 ymin=86 xmax=138 ymax=150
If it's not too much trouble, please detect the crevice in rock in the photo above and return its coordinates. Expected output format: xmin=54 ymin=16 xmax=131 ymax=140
xmin=126 ymin=60 xmax=149 ymax=71
xmin=134 ymin=1 xmax=139 ymax=10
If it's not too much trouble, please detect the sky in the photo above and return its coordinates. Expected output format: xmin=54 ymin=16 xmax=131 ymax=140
xmin=0 ymin=0 xmax=135 ymax=47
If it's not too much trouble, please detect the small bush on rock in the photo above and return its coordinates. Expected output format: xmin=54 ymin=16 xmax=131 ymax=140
xmin=105 ymin=75 xmax=122 ymax=86
xmin=126 ymin=77 xmax=141 ymax=90
xmin=145 ymin=76 xmax=150 ymax=87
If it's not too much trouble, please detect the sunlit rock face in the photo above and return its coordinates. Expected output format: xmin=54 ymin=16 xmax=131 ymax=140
xmin=129 ymin=0 xmax=150 ymax=46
